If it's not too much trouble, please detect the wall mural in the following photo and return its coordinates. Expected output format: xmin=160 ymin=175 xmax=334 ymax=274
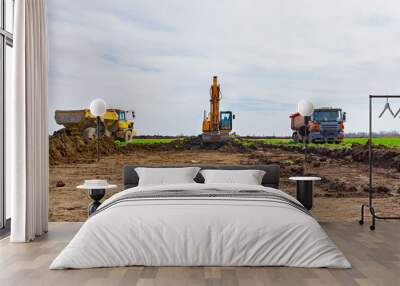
xmin=47 ymin=1 xmax=400 ymax=222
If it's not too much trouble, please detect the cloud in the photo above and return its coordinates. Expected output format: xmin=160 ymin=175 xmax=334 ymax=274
xmin=47 ymin=0 xmax=400 ymax=135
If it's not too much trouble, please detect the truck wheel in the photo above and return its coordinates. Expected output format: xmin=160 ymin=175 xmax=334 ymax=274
xmin=292 ymin=132 xmax=298 ymax=142
xmin=83 ymin=127 xmax=97 ymax=140
xmin=124 ymin=131 xmax=132 ymax=142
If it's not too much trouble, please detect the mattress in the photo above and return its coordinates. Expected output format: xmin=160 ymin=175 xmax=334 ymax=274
xmin=50 ymin=183 xmax=351 ymax=269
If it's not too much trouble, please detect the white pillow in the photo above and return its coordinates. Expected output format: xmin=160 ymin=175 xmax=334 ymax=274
xmin=135 ymin=167 xmax=201 ymax=186
xmin=200 ymin=169 xmax=266 ymax=185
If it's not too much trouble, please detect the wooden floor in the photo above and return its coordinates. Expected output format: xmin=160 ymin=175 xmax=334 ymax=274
xmin=0 ymin=222 xmax=399 ymax=286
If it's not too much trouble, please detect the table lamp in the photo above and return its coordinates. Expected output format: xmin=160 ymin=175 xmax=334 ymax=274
xmin=298 ymin=100 xmax=314 ymax=175
xmin=89 ymin=99 xmax=107 ymax=161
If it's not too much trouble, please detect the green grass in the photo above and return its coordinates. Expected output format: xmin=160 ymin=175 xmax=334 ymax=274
xmin=115 ymin=138 xmax=177 ymax=147
xmin=240 ymin=137 xmax=400 ymax=149
xmin=342 ymin=137 xmax=400 ymax=147
xmin=252 ymin=138 xmax=293 ymax=145
xmin=114 ymin=136 xmax=400 ymax=149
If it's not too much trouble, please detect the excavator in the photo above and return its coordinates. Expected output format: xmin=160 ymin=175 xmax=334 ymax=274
xmin=201 ymin=76 xmax=235 ymax=142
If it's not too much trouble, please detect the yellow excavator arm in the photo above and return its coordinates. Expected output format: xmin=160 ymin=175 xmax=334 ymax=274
xmin=202 ymin=76 xmax=221 ymax=133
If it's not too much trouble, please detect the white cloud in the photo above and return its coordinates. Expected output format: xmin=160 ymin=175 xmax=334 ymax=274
xmin=48 ymin=0 xmax=400 ymax=135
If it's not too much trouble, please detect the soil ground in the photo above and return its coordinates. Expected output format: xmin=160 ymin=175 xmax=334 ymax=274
xmin=49 ymin=146 xmax=400 ymax=222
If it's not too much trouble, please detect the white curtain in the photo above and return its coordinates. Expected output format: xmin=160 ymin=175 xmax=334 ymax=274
xmin=9 ymin=0 xmax=49 ymax=242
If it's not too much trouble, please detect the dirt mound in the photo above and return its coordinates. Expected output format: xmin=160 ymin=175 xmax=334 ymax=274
xmin=49 ymin=129 xmax=119 ymax=165
xmin=49 ymin=133 xmax=258 ymax=165
xmin=50 ymin=130 xmax=400 ymax=173
xmin=256 ymin=142 xmax=400 ymax=171
xmin=350 ymin=144 xmax=400 ymax=170
xmin=176 ymin=136 xmax=254 ymax=153
xmin=123 ymin=136 xmax=252 ymax=153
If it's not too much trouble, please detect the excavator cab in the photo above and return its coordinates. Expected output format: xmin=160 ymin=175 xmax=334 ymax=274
xmin=118 ymin=111 xmax=126 ymax=121
xmin=220 ymin=111 xmax=234 ymax=131
xmin=118 ymin=110 xmax=135 ymax=121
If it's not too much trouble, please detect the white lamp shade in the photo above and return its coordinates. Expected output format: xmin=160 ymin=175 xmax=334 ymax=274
xmin=89 ymin=99 xmax=107 ymax=117
xmin=298 ymin=100 xmax=314 ymax=116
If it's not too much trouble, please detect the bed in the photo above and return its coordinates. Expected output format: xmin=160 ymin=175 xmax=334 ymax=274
xmin=50 ymin=165 xmax=350 ymax=269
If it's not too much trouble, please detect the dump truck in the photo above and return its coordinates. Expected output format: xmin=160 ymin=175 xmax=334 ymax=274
xmin=201 ymin=76 xmax=235 ymax=143
xmin=290 ymin=107 xmax=346 ymax=143
xmin=55 ymin=109 xmax=136 ymax=141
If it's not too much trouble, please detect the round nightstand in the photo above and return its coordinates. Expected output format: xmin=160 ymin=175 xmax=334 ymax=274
xmin=77 ymin=183 xmax=117 ymax=216
xmin=289 ymin=176 xmax=321 ymax=210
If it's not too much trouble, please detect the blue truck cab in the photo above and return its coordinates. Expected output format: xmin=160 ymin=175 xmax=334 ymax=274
xmin=309 ymin=108 xmax=346 ymax=143
xmin=291 ymin=107 xmax=346 ymax=144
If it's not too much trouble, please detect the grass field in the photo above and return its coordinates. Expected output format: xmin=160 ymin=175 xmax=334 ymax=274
xmin=343 ymin=137 xmax=400 ymax=147
xmin=115 ymin=137 xmax=400 ymax=149
xmin=244 ymin=137 xmax=400 ymax=148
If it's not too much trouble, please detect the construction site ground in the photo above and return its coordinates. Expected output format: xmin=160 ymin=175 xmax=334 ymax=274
xmin=49 ymin=133 xmax=400 ymax=223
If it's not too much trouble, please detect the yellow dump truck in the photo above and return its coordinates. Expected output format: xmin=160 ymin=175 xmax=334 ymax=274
xmin=55 ymin=109 xmax=137 ymax=141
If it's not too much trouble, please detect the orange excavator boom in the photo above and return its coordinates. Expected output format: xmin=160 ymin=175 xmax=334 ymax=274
xmin=201 ymin=76 xmax=234 ymax=142
xmin=210 ymin=76 xmax=220 ymax=132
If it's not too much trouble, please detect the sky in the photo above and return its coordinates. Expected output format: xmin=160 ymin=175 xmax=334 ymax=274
xmin=47 ymin=0 xmax=400 ymax=136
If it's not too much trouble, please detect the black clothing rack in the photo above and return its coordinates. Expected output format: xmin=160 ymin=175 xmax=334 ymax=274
xmin=359 ymin=95 xmax=400 ymax=230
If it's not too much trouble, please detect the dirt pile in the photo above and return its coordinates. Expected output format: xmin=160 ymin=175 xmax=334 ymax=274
xmin=49 ymin=133 xmax=259 ymax=165
xmin=243 ymin=142 xmax=400 ymax=197
xmin=49 ymin=130 xmax=400 ymax=175
xmin=177 ymin=136 xmax=253 ymax=153
xmin=351 ymin=144 xmax=400 ymax=170
xmin=49 ymin=130 xmax=188 ymax=164
xmin=49 ymin=129 xmax=119 ymax=165
xmin=257 ymin=142 xmax=400 ymax=170
xmin=122 ymin=136 xmax=253 ymax=153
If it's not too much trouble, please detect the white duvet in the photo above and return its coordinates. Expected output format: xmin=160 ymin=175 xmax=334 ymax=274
xmin=50 ymin=183 xmax=351 ymax=269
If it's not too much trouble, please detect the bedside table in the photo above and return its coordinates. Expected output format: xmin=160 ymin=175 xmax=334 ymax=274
xmin=77 ymin=183 xmax=117 ymax=216
xmin=289 ymin=176 xmax=321 ymax=210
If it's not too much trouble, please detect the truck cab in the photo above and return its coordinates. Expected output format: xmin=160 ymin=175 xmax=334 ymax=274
xmin=309 ymin=108 xmax=346 ymax=143
xmin=290 ymin=107 xmax=346 ymax=144
xmin=116 ymin=110 xmax=136 ymax=138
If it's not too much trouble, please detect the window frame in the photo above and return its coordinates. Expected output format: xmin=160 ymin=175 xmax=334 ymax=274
xmin=0 ymin=0 xmax=13 ymax=232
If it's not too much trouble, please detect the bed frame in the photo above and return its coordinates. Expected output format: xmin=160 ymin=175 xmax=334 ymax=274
xmin=123 ymin=165 xmax=280 ymax=190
